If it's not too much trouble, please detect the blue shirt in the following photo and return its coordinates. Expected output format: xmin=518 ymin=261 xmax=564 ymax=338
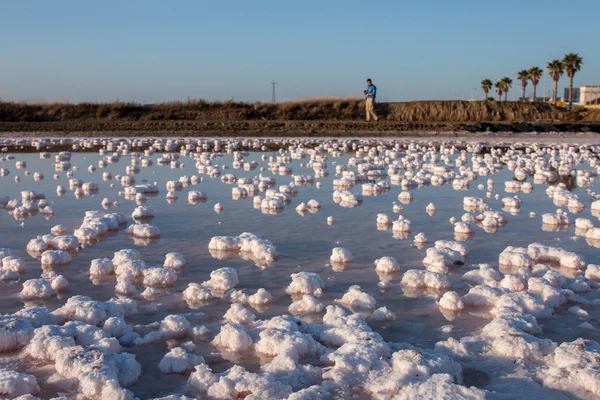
xmin=365 ymin=84 xmax=376 ymax=99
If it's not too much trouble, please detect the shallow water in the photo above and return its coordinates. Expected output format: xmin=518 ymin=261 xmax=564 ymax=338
xmin=1 ymin=140 xmax=600 ymax=399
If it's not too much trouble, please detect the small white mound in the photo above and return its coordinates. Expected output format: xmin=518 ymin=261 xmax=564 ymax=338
xmin=371 ymin=306 xmax=397 ymax=322
xmin=212 ymin=324 xmax=253 ymax=352
xmin=330 ymin=247 xmax=354 ymax=263
xmin=0 ymin=369 xmax=40 ymax=397
xmin=159 ymin=315 xmax=191 ymax=339
xmin=202 ymin=267 xmax=239 ymax=292
xmin=40 ymin=250 xmax=72 ymax=266
xmin=159 ymin=347 xmax=203 ymax=374
xmin=223 ymin=304 xmax=256 ymax=325
xmin=125 ymin=223 xmax=160 ymax=238
xmin=89 ymin=258 xmax=115 ymax=277
xmin=183 ymin=283 xmax=213 ymax=303
xmin=0 ymin=316 xmax=34 ymax=352
xmin=248 ymin=288 xmax=272 ymax=305
xmin=374 ymin=256 xmax=400 ymax=273
xmin=132 ymin=205 xmax=155 ymax=219
xmin=288 ymin=295 xmax=324 ymax=315
xmin=438 ymin=291 xmax=464 ymax=311
xmin=286 ymin=272 xmax=324 ymax=297
xmin=401 ymin=270 xmax=451 ymax=289
xmin=335 ymin=285 xmax=376 ymax=310
xmin=143 ymin=268 xmax=177 ymax=287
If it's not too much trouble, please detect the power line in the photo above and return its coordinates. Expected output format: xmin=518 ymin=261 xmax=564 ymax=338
xmin=271 ymin=80 xmax=278 ymax=103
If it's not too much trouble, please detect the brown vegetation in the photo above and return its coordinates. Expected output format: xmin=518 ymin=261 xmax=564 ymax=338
xmin=2 ymin=99 xmax=598 ymax=124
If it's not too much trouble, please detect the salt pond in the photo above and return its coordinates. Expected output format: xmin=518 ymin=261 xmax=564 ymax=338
xmin=1 ymin=137 xmax=600 ymax=399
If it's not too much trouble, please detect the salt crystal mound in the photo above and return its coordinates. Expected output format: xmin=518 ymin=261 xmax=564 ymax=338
xmin=223 ymin=304 xmax=256 ymax=325
xmin=246 ymin=288 xmax=273 ymax=305
xmin=286 ymin=272 xmax=324 ymax=297
xmin=392 ymin=215 xmax=412 ymax=232
xmin=401 ymin=270 xmax=451 ymax=290
xmin=0 ymin=368 xmax=40 ymax=397
xmin=142 ymin=267 xmax=177 ymax=287
xmin=585 ymin=264 xmax=600 ymax=281
xmin=376 ymin=213 xmax=392 ymax=225
xmin=374 ymin=256 xmax=400 ymax=273
xmin=40 ymin=250 xmax=72 ymax=266
xmin=335 ymin=285 xmax=376 ymax=310
xmin=112 ymin=249 xmax=140 ymax=268
xmin=182 ymin=283 xmax=213 ymax=304
xmin=289 ymin=295 xmax=324 ymax=315
xmin=159 ymin=347 xmax=204 ymax=374
xmin=332 ymin=190 xmax=363 ymax=208
xmin=53 ymin=345 xmax=141 ymax=399
xmin=131 ymin=205 xmax=155 ymax=219
xmin=159 ymin=314 xmax=192 ymax=339
xmin=0 ymin=316 xmax=34 ymax=352
xmin=212 ymin=324 xmax=253 ymax=352
xmin=541 ymin=209 xmax=570 ymax=226
xmin=539 ymin=338 xmax=600 ymax=397
xmin=52 ymin=295 xmax=137 ymax=326
xmin=125 ymin=223 xmax=160 ymax=238
xmin=89 ymin=258 xmax=115 ymax=277
xmin=370 ymin=306 xmax=397 ymax=322
xmin=78 ymin=210 xmax=126 ymax=238
xmin=463 ymin=196 xmax=488 ymax=212
xmin=208 ymin=232 xmax=278 ymax=266
xmin=438 ymin=291 xmax=465 ymax=311
xmin=164 ymin=252 xmax=186 ymax=271
xmin=19 ymin=276 xmax=68 ymax=299
xmin=330 ymin=247 xmax=353 ymax=264
xmin=201 ymin=267 xmax=239 ymax=293
xmin=187 ymin=190 xmax=207 ymax=203
xmin=24 ymin=321 xmax=121 ymax=362
xmin=527 ymin=243 xmax=585 ymax=269
xmin=114 ymin=259 xmax=148 ymax=278
xmin=1 ymin=256 xmax=25 ymax=273
xmin=422 ymin=241 xmax=468 ymax=273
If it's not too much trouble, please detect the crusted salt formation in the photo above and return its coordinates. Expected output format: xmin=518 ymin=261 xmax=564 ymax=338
xmin=286 ymin=272 xmax=325 ymax=297
xmin=208 ymin=233 xmax=278 ymax=265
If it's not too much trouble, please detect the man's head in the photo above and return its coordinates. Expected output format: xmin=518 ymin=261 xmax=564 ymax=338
xmin=366 ymin=79 xmax=372 ymax=87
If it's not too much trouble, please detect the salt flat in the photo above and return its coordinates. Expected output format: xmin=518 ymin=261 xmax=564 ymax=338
xmin=1 ymin=137 xmax=600 ymax=399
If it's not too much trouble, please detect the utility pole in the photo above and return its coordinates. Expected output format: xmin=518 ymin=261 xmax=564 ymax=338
xmin=543 ymin=78 xmax=547 ymax=102
xmin=271 ymin=80 xmax=278 ymax=103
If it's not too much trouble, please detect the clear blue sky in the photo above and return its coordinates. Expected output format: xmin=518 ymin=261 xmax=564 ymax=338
xmin=1 ymin=0 xmax=598 ymax=103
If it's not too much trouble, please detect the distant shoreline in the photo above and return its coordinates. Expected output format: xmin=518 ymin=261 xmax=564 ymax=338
xmin=0 ymin=119 xmax=599 ymax=138
xmin=1 ymin=100 xmax=598 ymax=137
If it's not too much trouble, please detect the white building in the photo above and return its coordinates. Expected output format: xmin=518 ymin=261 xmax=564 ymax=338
xmin=580 ymin=86 xmax=600 ymax=105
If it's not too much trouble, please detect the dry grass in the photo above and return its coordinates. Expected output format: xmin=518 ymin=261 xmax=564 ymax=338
xmin=0 ymin=98 xmax=590 ymax=123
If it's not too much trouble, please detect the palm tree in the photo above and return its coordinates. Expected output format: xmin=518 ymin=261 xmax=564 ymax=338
xmin=481 ymin=79 xmax=493 ymax=100
xmin=495 ymin=81 xmax=503 ymax=101
xmin=546 ymin=60 xmax=564 ymax=103
xmin=517 ymin=70 xmax=529 ymax=100
xmin=528 ymin=67 xmax=543 ymax=102
xmin=501 ymin=77 xmax=513 ymax=101
xmin=562 ymin=53 xmax=583 ymax=107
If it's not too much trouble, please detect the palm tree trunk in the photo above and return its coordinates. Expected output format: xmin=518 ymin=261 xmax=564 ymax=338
xmin=521 ymin=87 xmax=525 ymax=101
xmin=497 ymin=92 xmax=501 ymax=101
xmin=553 ymin=80 xmax=558 ymax=103
xmin=532 ymin=84 xmax=537 ymax=102
xmin=569 ymin=76 xmax=574 ymax=107
xmin=504 ymin=92 xmax=508 ymax=102
xmin=483 ymin=90 xmax=488 ymax=99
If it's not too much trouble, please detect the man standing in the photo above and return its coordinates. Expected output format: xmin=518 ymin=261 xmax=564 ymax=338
xmin=364 ymin=78 xmax=378 ymax=122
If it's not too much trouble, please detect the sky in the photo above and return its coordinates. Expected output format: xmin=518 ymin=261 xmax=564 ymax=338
xmin=0 ymin=0 xmax=598 ymax=103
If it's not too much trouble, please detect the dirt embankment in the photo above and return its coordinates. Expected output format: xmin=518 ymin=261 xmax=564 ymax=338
xmin=1 ymin=100 xmax=599 ymax=136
